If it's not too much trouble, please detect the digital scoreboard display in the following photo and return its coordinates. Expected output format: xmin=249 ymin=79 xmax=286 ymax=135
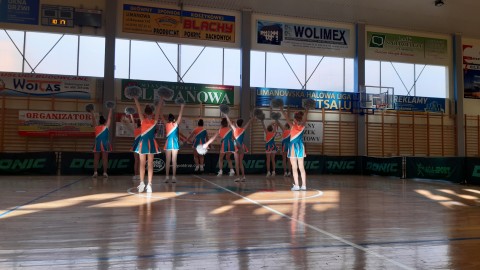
xmin=41 ymin=5 xmax=74 ymax=27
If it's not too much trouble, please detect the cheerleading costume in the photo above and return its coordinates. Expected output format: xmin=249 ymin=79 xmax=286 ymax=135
xmin=219 ymin=127 xmax=235 ymax=153
xmin=164 ymin=122 xmax=180 ymax=150
xmin=287 ymin=123 xmax=306 ymax=158
xmin=265 ymin=131 xmax=278 ymax=153
xmin=135 ymin=118 xmax=161 ymax=154
xmin=233 ymin=127 xmax=248 ymax=153
xmin=93 ymin=125 xmax=112 ymax=152
xmin=192 ymin=127 xmax=207 ymax=148
xmin=281 ymin=130 xmax=290 ymax=153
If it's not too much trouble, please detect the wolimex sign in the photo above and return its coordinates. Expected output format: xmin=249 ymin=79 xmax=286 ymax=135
xmin=121 ymin=79 xmax=234 ymax=105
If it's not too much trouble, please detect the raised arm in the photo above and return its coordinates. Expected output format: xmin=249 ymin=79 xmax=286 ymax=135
xmin=105 ymin=108 xmax=113 ymax=128
xmin=154 ymin=100 xmax=163 ymax=123
xmin=224 ymin=114 xmax=236 ymax=130
xmin=90 ymin=110 xmax=96 ymax=127
xmin=302 ymin=109 xmax=309 ymax=125
xmin=243 ymin=117 xmax=254 ymax=130
xmin=133 ymin=97 xmax=144 ymax=122
xmin=203 ymin=132 xmax=219 ymax=148
xmin=176 ymin=104 xmax=185 ymax=124
xmin=280 ymin=107 xmax=293 ymax=127
xmin=260 ymin=119 xmax=268 ymax=133
xmin=276 ymin=119 xmax=285 ymax=131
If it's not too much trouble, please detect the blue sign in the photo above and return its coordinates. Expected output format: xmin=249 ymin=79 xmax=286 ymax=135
xmin=254 ymin=87 xmax=354 ymax=110
xmin=394 ymin=95 xmax=446 ymax=113
xmin=0 ymin=0 xmax=39 ymax=25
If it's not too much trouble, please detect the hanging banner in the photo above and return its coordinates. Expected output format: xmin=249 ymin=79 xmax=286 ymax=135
xmin=254 ymin=87 xmax=354 ymax=111
xmin=257 ymin=20 xmax=351 ymax=52
xmin=463 ymin=44 xmax=480 ymax=99
xmin=0 ymin=72 xmax=94 ymax=99
xmin=406 ymin=157 xmax=464 ymax=183
xmin=18 ymin=110 xmax=94 ymax=137
xmin=367 ymin=32 xmax=448 ymax=62
xmin=394 ymin=95 xmax=446 ymax=113
xmin=122 ymin=4 xmax=236 ymax=43
xmin=0 ymin=0 xmax=39 ymax=25
xmin=121 ymin=79 xmax=234 ymax=105
xmin=0 ymin=152 xmax=56 ymax=175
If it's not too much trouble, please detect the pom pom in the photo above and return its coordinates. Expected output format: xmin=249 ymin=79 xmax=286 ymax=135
xmin=156 ymin=86 xmax=174 ymax=100
xmin=196 ymin=144 xmax=208 ymax=155
xmin=270 ymin=98 xmax=284 ymax=108
xmin=303 ymin=98 xmax=316 ymax=110
xmin=105 ymin=100 xmax=116 ymax=109
xmin=153 ymin=97 xmax=162 ymax=107
xmin=124 ymin=107 xmax=136 ymax=115
xmin=271 ymin=112 xmax=281 ymax=121
xmin=175 ymin=97 xmax=185 ymax=105
xmin=85 ymin=103 xmax=95 ymax=112
xmin=219 ymin=104 xmax=230 ymax=115
xmin=124 ymin=85 xmax=142 ymax=99
xmin=254 ymin=108 xmax=265 ymax=120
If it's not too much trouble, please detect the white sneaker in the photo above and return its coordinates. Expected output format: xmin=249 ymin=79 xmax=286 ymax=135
xmin=291 ymin=185 xmax=300 ymax=191
xmin=164 ymin=176 xmax=170 ymax=183
xmin=103 ymin=173 xmax=108 ymax=178
xmin=137 ymin=182 xmax=146 ymax=193
xmin=241 ymin=176 xmax=246 ymax=182
xmin=146 ymin=184 xmax=152 ymax=193
xmin=284 ymin=172 xmax=288 ymax=177
xmin=200 ymin=166 xmax=204 ymax=172
xmin=92 ymin=172 xmax=98 ymax=178
xmin=300 ymin=186 xmax=307 ymax=191
xmin=287 ymin=172 xmax=291 ymax=177
xmin=194 ymin=166 xmax=199 ymax=172
xmin=234 ymin=177 xmax=241 ymax=182
xmin=217 ymin=170 xmax=223 ymax=176
xmin=229 ymin=170 xmax=235 ymax=176
xmin=171 ymin=176 xmax=177 ymax=183
xmin=271 ymin=171 xmax=276 ymax=177
xmin=266 ymin=172 xmax=271 ymax=177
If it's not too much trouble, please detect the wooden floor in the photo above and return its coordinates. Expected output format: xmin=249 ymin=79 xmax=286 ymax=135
xmin=1 ymin=173 xmax=480 ymax=269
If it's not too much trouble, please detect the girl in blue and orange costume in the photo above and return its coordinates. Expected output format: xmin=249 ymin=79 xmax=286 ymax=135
xmin=186 ymin=119 xmax=209 ymax=172
xmin=203 ymin=117 xmax=235 ymax=176
xmin=91 ymin=107 xmax=112 ymax=178
xmin=225 ymin=114 xmax=253 ymax=182
xmin=129 ymin=114 xmax=142 ymax=181
xmin=276 ymin=120 xmax=292 ymax=177
xmin=260 ymin=119 xmax=278 ymax=177
xmin=159 ymin=103 xmax=185 ymax=183
xmin=133 ymin=97 xmax=162 ymax=193
xmin=280 ymin=106 xmax=309 ymax=191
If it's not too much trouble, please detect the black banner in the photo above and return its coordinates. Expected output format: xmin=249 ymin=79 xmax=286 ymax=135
xmin=364 ymin=157 xmax=402 ymax=177
xmin=0 ymin=152 xmax=57 ymax=175
xmin=60 ymin=152 xmax=134 ymax=175
xmin=406 ymin=157 xmax=465 ymax=183
xmin=465 ymin=158 xmax=480 ymax=185
xmin=323 ymin=156 xmax=362 ymax=174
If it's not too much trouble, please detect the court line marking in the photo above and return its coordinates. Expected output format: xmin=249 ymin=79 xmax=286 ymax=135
xmin=0 ymin=176 xmax=87 ymax=219
xmin=194 ymin=175 xmax=413 ymax=270
xmin=127 ymin=184 xmax=323 ymax=202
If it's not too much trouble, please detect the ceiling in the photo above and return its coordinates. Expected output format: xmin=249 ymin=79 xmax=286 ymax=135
xmin=155 ymin=0 xmax=480 ymax=39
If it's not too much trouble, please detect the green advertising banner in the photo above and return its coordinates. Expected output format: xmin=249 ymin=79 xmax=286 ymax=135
xmin=364 ymin=157 xmax=402 ymax=177
xmin=121 ymin=79 xmax=234 ymax=105
xmin=465 ymin=158 xmax=480 ymax=185
xmin=406 ymin=157 xmax=464 ymax=183
xmin=367 ymin=31 xmax=448 ymax=62
xmin=323 ymin=156 xmax=362 ymax=174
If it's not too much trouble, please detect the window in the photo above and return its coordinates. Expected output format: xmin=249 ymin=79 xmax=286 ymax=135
xmin=130 ymin=40 xmax=178 ymax=82
xmin=115 ymin=39 xmax=130 ymax=79
xmin=223 ymin=48 xmax=240 ymax=86
xmin=181 ymin=45 xmax=222 ymax=84
xmin=0 ymin=30 xmax=24 ymax=72
xmin=79 ymin=36 xmax=105 ymax=77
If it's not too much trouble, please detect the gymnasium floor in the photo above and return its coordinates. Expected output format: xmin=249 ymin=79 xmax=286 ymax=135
xmin=1 ymin=173 xmax=480 ymax=269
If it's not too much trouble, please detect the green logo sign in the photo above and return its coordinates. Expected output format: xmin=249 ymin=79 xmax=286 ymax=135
xmin=472 ymin=165 xmax=480 ymax=177
xmin=326 ymin=161 xmax=355 ymax=170
xmin=416 ymin=164 xmax=452 ymax=178
xmin=370 ymin=34 xmax=385 ymax=48
xmin=366 ymin=162 xmax=398 ymax=173
xmin=70 ymin=159 xmax=130 ymax=169
xmin=0 ymin=158 xmax=46 ymax=169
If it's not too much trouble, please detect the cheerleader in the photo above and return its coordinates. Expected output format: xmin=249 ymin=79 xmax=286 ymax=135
xmin=260 ymin=120 xmax=278 ymax=177
xmin=203 ymin=118 xmax=235 ymax=176
xmin=133 ymin=97 xmax=162 ymax=193
xmin=159 ymin=104 xmax=185 ymax=183
xmin=280 ymin=107 xmax=309 ymax=191
xmin=91 ymin=107 xmax=112 ymax=178
xmin=186 ymin=119 xmax=209 ymax=172
xmin=225 ymin=114 xmax=253 ymax=182
xmin=129 ymin=114 xmax=141 ymax=180
xmin=276 ymin=120 xmax=292 ymax=177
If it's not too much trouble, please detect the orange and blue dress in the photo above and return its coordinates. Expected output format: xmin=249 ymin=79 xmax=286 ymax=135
xmin=265 ymin=131 xmax=278 ymax=153
xmin=219 ymin=127 xmax=235 ymax=153
xmin=288 ymin=123 xmax=306 ymax=158
xmin=281 ymin=130 xmax=290 ymax=153
xmin=131 ymin=127 xmax=141 ymax=152
xmin=93 ymin=125 xmax=112 ymax=152
xmin=192 ymin=127 xmax=207 ymax=147
xmin=233 ymin=127 xmax=248 ymax=153
xmin=164 ymin=122 xmax=180 ymax=150
xmin=135 ymin=118 xmax=160 ymax=154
